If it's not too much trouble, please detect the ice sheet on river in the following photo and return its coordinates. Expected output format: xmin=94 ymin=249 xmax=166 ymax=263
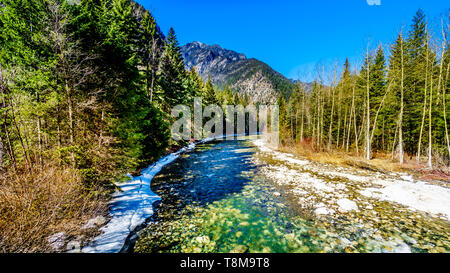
xmin=82 ymin=135 xmax=241 ymax=253
xmin=82 ymin=143 xmax=195 ymax=253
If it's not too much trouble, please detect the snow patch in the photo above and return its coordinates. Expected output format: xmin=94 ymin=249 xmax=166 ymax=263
xmin=82 ymin=135 xmax=241 ymax=253
xmin=315 ymin=203 xmax=334 ymax=215
xmin=336 ymin=198 xmax=359 ymax=212
xmin=361 ymin=178 xmax=450 ymax=220
xmin=82 ymin=143 xmax=196 ymax=253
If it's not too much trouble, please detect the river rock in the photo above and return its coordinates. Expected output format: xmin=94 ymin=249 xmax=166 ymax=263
xmin=195 ymin=236 xmax=210 ymax=244
xmin=315 ymin=206 xmax=334 ymax=215
xmin=339 ymin=237 xmax=352 ymax=247
xmin=230 ymin=245 xmax=249 ymax=253
xmin=337 ymin=198 xmax=359 ymax=212
xmin=82 ymin=216 xmax=107 ymax=229
xmin=48 ymin=232 xmax=66 ymax=251
xmin=273 ymin=192 xmax=281 ymax=197
xmin=66 ymin=239 xmax=82 ymax=253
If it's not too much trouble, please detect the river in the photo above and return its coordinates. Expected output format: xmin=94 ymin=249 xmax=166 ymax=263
xmin=133 ymin=137 xmax=450 ymax=253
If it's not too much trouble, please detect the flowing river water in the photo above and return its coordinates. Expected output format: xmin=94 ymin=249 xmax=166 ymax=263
xmin=133 ymin=138 xmax=450 ymax=253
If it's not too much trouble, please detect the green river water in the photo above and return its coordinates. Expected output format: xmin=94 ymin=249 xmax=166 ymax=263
xmin=134 ymin=139 xmax=450 ymax=253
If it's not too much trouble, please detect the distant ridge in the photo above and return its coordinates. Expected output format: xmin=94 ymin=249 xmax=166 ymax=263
xmin=181 ymin=42 xmax=299 ymax=103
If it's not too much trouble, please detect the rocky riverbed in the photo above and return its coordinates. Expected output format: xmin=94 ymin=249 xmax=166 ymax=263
xmin=133 ymin=137 xmax=450 ymax=253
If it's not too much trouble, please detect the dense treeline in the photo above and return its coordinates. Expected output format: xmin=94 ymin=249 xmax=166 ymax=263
xmin=280 ymin=9 xmax=450 ymax=168
xmin=0 ymin=0 xmax=242 ymax=182
xmin=0 ymin=0 xmax=249 ymax=252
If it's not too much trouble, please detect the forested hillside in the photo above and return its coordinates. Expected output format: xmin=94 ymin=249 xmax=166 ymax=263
xmin=278 ymin=9 xmax=450 ymax=168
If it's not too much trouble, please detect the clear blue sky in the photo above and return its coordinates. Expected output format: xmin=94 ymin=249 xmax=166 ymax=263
xmin=137 ymin=0 xmax=449 ymax=82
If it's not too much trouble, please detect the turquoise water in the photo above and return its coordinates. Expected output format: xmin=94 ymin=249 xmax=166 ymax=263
xmin=134 ymin=139 xmax=450 ymax=253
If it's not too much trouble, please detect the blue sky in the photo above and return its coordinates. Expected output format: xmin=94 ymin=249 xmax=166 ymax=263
xmin=137 ymin=0 xmax=449 ymax=82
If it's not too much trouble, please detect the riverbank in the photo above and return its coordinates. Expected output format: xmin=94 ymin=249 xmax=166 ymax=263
xmin=80 ymin=136 xmax=229 ymax=253
xmin=80 ymin=142 xmax=195 ymax=253
xmin=253 ymin=139 xmax=450 ymax=252
xmin=278 ymin=142 xmax=450 ymax=185
xmin=0 ymin=164 xmax=110 ymax=253
xmin=132 ymin=137 xmax=449 ymax=253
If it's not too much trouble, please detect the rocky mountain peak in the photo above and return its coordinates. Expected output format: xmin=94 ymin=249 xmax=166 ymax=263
xmin=181 ymin=42 xmax=294 ymax=104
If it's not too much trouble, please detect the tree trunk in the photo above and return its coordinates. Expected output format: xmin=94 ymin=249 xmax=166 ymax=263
xmin=438 ymin=21 xmax=450 ymax=164
xmin=417 ymin=42 xmax=429 ymax=162
xmin=365 ymin=49 xmax=371 ymax=160
xmin=370 ymin=81 xmax=391 ymax=146
xmin=300 ymin=91 xmax=304 ymax=141
xmin=65 ymin=81 xmax=75 ymax=168
xmin=36 ymin=92 xmax=43 ymax=166
xmin=398 ymin=42 xmax=405 ymax=164
xmin=428 ymin=71 xmax=433 ymax=168
xmin=150 ymin=36 xmax=157 ymax=103
xmin=99 ymin=106 xmax=105 ymax=147
xmin=346 ymin=106 xmax=352 ymax=152
xmin=328 ymin=86 xmax=335 ymax=151
xmin=0 ymin=68 xmax=17 ymax=171
xmin=442 ymin=63 xmax=450 ymax=165
xmin=0 ymin=68 xmax=4 ymax=170
xmin=352 ymin=84 xmax=359 ymax=155
xmin=341 ymin=105 xmax=347 ymax=150
xmin=0 ymin=135 xmax=4 ymax=171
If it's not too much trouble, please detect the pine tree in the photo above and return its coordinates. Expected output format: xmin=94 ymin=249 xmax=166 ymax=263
xmin=140 ymin=10 xmax=158 ymax=101
xmin=389 ymin=33 xmax=407 ymax=163
xmin=202 ymin=77 xmax=218 ymax=105
xmin=186 ymin=67 xmax=203 ymax=104
xmin=404 ymin=9 xmax=427 ymax=156
xmin=158 ymin=27 xmax=186 ymax=109
xmin=357 ymin=49 xmax=373 ymax=159
xmin=278 ymin=95 xmax=289 ymax=143
xmin=370 ymin=45 xmax=387 ymax=150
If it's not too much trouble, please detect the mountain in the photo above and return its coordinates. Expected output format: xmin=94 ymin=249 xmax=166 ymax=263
xmin=290 ymin=79 xmax=314 ymax=94
xmin=181 ymin=42 xmax=296 ymax=104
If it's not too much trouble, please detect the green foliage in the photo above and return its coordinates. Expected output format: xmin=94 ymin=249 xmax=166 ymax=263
xmin=281 ymin=9 xmax=449 ymax=165
xmin=202 ymin=77 xmax=219 ymax=105
xmin=0 ymin=0 xmax=194 ymax=189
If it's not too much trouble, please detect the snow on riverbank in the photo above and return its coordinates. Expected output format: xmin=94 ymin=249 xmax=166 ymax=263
xmin=253 ymin=138 xmax=450 ymax=221
xmin=82 ymin=143 xmax=195 ymax=253
xmin=82 ymin=135 xmax=244 ymax=253
xmin=361 ymin=178 xmax=450 ymax=221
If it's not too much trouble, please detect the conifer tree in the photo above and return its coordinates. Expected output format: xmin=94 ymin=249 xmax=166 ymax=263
xmin=202 ymin=77 xmax=218 ymax=105
xmin=158 ymin=28 xmax=186 ymax=109
xmin=405 ymin=9 xmax=428 ymax=155
xmin=389 ymin=33 xmax=407 ymax=163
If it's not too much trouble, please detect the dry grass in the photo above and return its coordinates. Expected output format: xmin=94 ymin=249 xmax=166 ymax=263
xmin=279 ymin=141 xmax=450 ymax=184
xmin=0 ymin=165 xmax=109 ymax=253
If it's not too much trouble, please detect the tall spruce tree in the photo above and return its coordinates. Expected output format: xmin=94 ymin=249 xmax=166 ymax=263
xmin=158 ymin=27 xmax=186 ymax=109
xmin=404 ymin=9 xmax=428 ymax=155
